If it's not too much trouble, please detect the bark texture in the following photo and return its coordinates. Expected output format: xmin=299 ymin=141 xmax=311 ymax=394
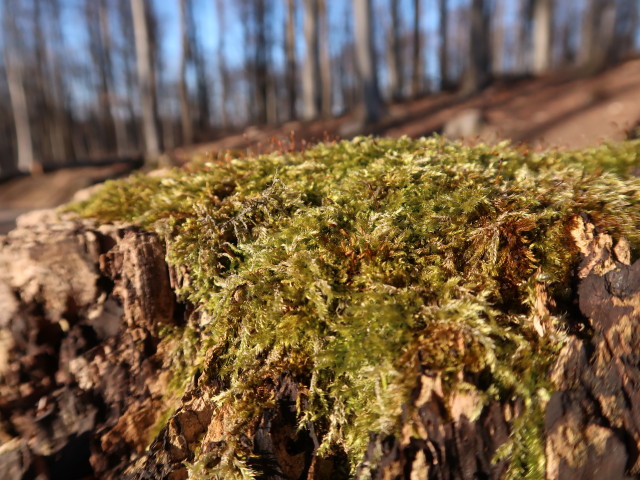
xmin=2 ymin=212 xmax=640 ymax=479
xmin=545 ymin=215 xmax=640 ymax=479
xmin=0 ymin=209 xmax=176 ymax=479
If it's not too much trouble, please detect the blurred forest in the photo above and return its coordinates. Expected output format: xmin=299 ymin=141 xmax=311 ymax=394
xmin=0 ymin=0 xmax=638 ymax=176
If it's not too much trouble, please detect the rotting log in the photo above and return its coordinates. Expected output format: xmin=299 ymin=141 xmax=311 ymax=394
xmin=1 ymin=211 xmax=640 ymax=479
xmin=0 ymin=209 xmax=177 ymax=479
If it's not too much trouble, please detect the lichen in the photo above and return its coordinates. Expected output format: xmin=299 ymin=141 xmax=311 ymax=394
xmin=67 ymin=136 xmax=640 ymax=478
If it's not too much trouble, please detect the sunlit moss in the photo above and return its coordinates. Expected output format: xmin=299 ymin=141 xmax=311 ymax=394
xmin=68 ymin=136 xmax=640 ymax=479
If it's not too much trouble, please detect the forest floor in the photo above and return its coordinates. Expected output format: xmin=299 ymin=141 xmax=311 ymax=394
xmin=1 ymin=57 xmax=639 ymax=233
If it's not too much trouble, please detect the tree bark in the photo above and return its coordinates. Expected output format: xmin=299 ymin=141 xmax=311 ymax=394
xmin=353 ymin=0 xmax=383 ymax=124
xmin=216 ymin=0 xmax=230 ymax=129
xmin=285 ymin=0 xmax=297 ymax=121
xmin=461 ymin=0 xmax=491 ymax=95
xmin=532 ymin=0 xmax=553 ymax=74
xmin=318 ymin=0 xmax=333 ymax=117
xmin=178 ymin=0 xmax=193 ymax=145
xmin=439 ymin=0 xmax=449 ymax=90
xmin=411 ymin=0 xmax=422 ymax=98
xmin=2 ymin=0 xmax=34 ymax=174
xmin=387 ymin=0 xmax=402 ymax=101
xmin=579 ymin=0 xmax=617 ymax=72
xmin=130 ymin=0 xmax=162 ymax=157
xmin=98 ymin=0 xmax=127 ymax=156
xmin=302 ymin=0 xmax=321 ymax=120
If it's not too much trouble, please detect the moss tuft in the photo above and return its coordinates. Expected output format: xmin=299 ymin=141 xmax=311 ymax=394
xmin=68 ymin=136 xmax=640 ymax=478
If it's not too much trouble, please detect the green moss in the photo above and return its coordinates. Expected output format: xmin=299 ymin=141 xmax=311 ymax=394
xmin=67 ymin=136 xmax=640 ymax=478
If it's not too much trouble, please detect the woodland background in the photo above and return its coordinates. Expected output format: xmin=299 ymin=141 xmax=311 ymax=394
xmin=1 ymin=0 xmax=639 ymax=176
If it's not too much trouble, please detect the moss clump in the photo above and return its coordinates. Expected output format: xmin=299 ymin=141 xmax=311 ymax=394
xmin=69 ymin=136 xmax=640 ymax=479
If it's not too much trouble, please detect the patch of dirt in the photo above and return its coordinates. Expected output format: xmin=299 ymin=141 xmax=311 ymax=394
xmin=0 ymin=162 xmax=139 ymax=233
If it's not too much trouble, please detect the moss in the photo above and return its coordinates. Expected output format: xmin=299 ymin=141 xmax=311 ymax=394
xmin=67 ymin=136 xmax=640 ymax=478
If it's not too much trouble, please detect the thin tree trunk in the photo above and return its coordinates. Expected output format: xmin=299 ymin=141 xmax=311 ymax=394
xmin=491 ymin=0 xmax=505 ymax=75
xmin=461 ymin=0 xmax=491 ymax=95
xmin=131 ymin=0 xmax=162 ymax=157
xmin=99 ymin=0 xmax=127 ymax=155
xmin=253 ymin=0 xmax=269 ymax=125
xmin=215 ymin=0 xmax=229 ymax=129
xmin=353 ymin=0 xmax=383 ymax=123
xmin=285 ymin=0 xmax=297 ymax=121
xmin=302 ymin=0 xmax=321 ymax=120
xmin=439 ymin=0 xmax=449 ymax=90
xmin=117 ymin=0 xmax=139 ymax=152
xmin=387 ymin=0 xmax=402 ymax=101
xmin=411 ymin=0 xmax=422 ymax=98
xmin=3 ymin=0 xmax=34 ymax=174
xmin=178 ymin=0 xmax=193 ymax=145
xmin=578 ymin=0 xmax=616 ymax=71
xmin=517 ymin=0 xmax=533 ymax=73
xmin=4 ymin=51 xmax=34 ymax=173
xmin=532 ymin=0 xmax=553 ymax=74
xmin=318 ymin=0 xmax=332 ymax=117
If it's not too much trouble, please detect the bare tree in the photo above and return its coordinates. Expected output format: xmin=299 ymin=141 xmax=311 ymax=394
xmin=131 ymin=0 xmax=162 ymax=156
xmin=2 ymin=0 xmax=34 ymax=173
xmin=243 ymin=0 xmax=273 ymax=125
xmin=284 ymin=0 xmax=297 ymax=120
xmin=461 ymin=0 xmax=491 ymax=95
xmin=411 ymin=0 xmax=422 ymax=97
xmin=117 ymin=0 xmax=141 ymax=153
xmin=302 ymin=0 xmax=321 ymax=120
xmin=532 ymin=0 xmax=553 ymax=74
xmin=318 ymin=0 xmax=332 ymax=116
xmin=337 ymin=1 xmax=358 ymax=113
xmin=37 ymin=0 xmax=75 ymax=165
xmin=98 ymin=0 xmax=127 ymax=155
xmin=353 ymin=0 xmax=383 ymax=123
xmin=386 ymin=0 xmax=402 ymax=101
xmin=579 ymin=0 xmax=616 ymax=72
xmin=439 ymin=0 xmax=449 ymax=90
xmin=215 ymin=0 xmax=230 ymax=129
xmin=517 ymin=0 xmax=533 ymax=73
xmin=189 ymin=3 xmax=210 ymax=134
xmin=178 ymin=0 xmax=193 ymax=145
xmin=491 ymin=0 xmax=505 ymax=74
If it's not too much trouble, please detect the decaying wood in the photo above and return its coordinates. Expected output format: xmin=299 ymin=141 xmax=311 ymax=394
xmin=546 ymin=215 xmax=640 ymax=480
xmin=1 ymin=212 xmax=639 ymax=479
xmin=0 ymin=209 xmax=177 ymax=479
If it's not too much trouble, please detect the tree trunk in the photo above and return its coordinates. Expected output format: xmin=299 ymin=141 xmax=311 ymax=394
xmin=4 ymin=51 xmax=34 ymax=174
xmin=491 ymin=0 xmax=505 ymax=75
xmin=130 ymin=0 xmax=162 ymax=157
xmin=439 ymin=0 xmax=449 ymax=90
xmin=178 ymin=0 xmax=193 ymax=145
xmin=579 ymin=0 xmax=617 ymax=72
xmin=411 ymin=0 xmax=422 ymax=98
xmin=353 ymin=0 xmax=383 ymax=124
xmin=285 ymin=0 xmax=297 ymax=121
xmin=318 ymin=0 xmax=333 ymax=117
xmin=532 ymin=0 xmax=553 ymax=74
xmin=517 ymin=0 xmax=533 ymax=73
xmin=191 ymin=12 xmax=210 ymax=135
xmin=461 ymin=0 xmax=491 ymax=95
xmin=253 ymin=0 xmax=270 ymax=125
xmin=2 ymin=0 xmax=34 ymax=174
xmin=118 ymin=0 xmax=140 ymax=153
xmin=98 ymin=0 xmax=127 ymax=156
xmin=387 ymin=0 xmax=402 ymax=101
xmin=216 ymin=0 xmax=230 ymax=129
xmin=302 ymin=0 xmax=321 ymax=120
